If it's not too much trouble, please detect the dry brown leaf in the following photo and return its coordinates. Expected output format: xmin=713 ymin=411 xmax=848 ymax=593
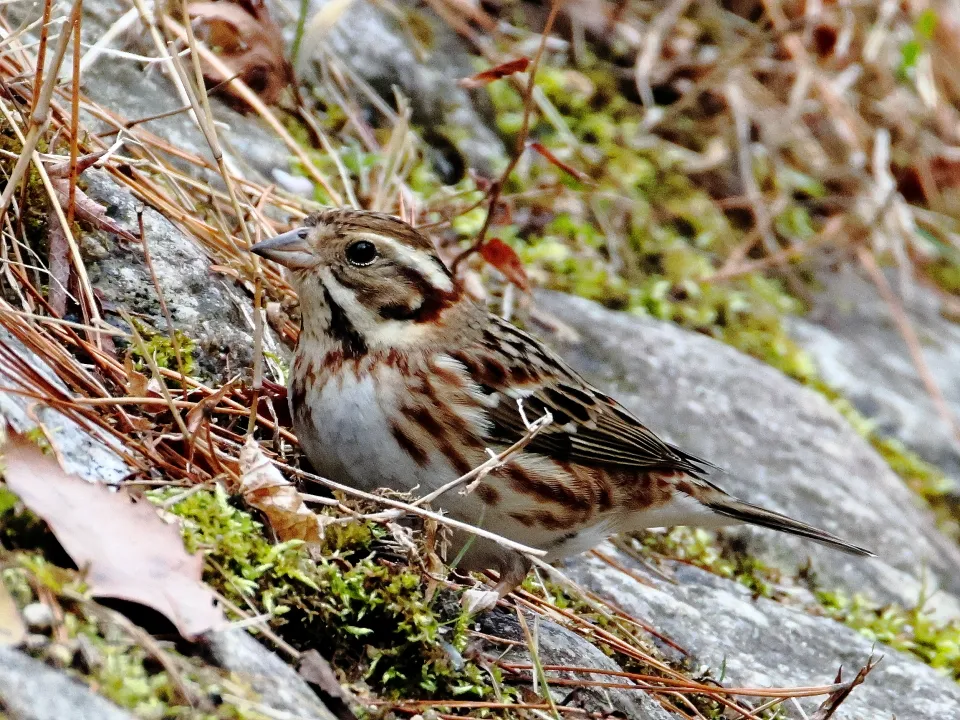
xmin=123 ymin=353 xmax=150 ymax=397
xmin=480 ymin=237 xmax=530 ymax=292
xmin=239 ymin=436 xmax=328 ymax=543
xmin=188 ymin=0 xmax=293 ymax=106
xmin=2 ymin=432 xmax=225 ymax=640
xmin=186 ymin=381 xmax=235 ymax=436
xmin=459 ymin=57 xmax=530 ymax=88
xmin=0 ymin=582 xmax=26 ymax=647
xmin=47 ymin=160 xmax=139 ymax=244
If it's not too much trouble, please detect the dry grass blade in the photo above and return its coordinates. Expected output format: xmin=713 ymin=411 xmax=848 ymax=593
xmin=0 ymin=0 xmax=79 ymax=221
xmin=810 ymin=655 xmax=880 ymax=720
xmin=857 ymin=246 xmax=960 ymax=444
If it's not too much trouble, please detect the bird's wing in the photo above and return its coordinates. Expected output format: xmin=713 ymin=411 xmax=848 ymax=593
xmin=448 ymin=315 xmax=709 ymax=475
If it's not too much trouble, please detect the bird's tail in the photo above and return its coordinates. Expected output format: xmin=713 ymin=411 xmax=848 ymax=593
xmin=702 ymin=495 xmax=874 ymax=557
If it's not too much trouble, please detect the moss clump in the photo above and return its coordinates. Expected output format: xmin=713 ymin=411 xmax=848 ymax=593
xmin=0 ymin=125 xmax=53 ymax=255
xmin=637 ymin=528 xmax=781 ymax=599
xmin=636 ymin=526 xmax=960 ymax=682
xmin=128 ymin=320 xmax=198 ymax=378
xmin=1 ymin=558 xmax=271 ymax=720
xmin=929 ymin=258 xmax=960 ymax=296
xmin=815 ymin=588 xmax=960 ymax=680
xmin=159 ymin=486 xmax=492 ymax=699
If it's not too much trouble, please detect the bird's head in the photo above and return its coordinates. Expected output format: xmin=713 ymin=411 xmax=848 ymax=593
xmin=252 ymin=209 xmax=474 ymax=354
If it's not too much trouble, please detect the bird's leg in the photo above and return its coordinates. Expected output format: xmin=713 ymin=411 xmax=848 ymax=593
xmin=461 ymin=553 xmax=532 ymax=614
xmin=491 ymin=552 xmax=533 ymax=599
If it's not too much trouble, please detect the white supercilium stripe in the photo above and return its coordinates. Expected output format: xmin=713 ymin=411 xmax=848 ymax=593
xmin=357 ymin=233 xmax=455 ymax=293
xmin=319 ymin=267 xmax=438 ymax=349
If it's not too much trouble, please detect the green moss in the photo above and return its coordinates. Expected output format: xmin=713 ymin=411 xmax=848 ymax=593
xmin=637 ymin=528 xmax=781 ymax=599
xmin=129 ymin=319 xmax=198 ymax=378
xmin=816 ymin=588 xmax=960 ymax=680
xmin=929 ymin=258 xmax=960 ymax=295
xmin=0 ymin=126 xmax=52 ymax=252
xmin=635 ymin=527 xmax=960 ymax=682
xmin=157 ymin=486 xmax=493 ymax=699
xmin=1 ymin=560 xmax=269 ymax=720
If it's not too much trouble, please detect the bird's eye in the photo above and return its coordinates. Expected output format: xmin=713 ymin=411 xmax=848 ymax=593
xmin=345 ymin=240 xmax=378 ymax=266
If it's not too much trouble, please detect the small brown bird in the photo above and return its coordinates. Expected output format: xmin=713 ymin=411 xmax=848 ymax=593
xmin=252 ymin=209 xmax=872 ymax=599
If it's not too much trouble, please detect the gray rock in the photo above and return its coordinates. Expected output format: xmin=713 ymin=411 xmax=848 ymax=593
xmin=6 ymin=0 xmax=290 ymax=185
xmin=87 ymin=0 xmax=289 ymax=183
xmin=533 ymin=290 xmax=960 ymax=615
xmin=81 ymin=169 xmax=281 ymax=382
xmin=565 ymin=545 xmax=960 ymax=720
xmin=477 ymin=609 xmax=677 ymax=718
xmin=0 ymin=647 xmax=137 ymax=720
xmin=20 ymin=604 xmax=54 ymax=632
xmin=0 ymin=327 xmax=129 ymax=485
xmin=203 ymin=628 xmax=339 ymax=720
xmin=790 ymin=265 xmax=960 ymax=485
xmin=297 ymin=0 xmax=508 ymax=175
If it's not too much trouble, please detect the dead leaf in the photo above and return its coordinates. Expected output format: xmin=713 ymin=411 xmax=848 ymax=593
xmin=2 ymin=432 xmax=225 ymax=640
xmin=459 ymin=57 xmax=530 ymax=88
xmin=56 ymin=186 xmax=140 ymax=243
xmin=46 ymin=212 xmax=70 ymax=317
xmin=529 ymin=141 xmax=591 ymax=183
xmin=239 ymin=436 xmax=328 ymax=543
xmin=0 ymin=582 xmax=26 ymax=647
xmin=188 ymin=0 xmax=293 ymax=106
xmin=124 ymin=353 xmax=150 ymax=397
xmin=186 ymin=381 xmax=235 ymax=436
xmin=480 ymin=238 xmax=530 ymax=292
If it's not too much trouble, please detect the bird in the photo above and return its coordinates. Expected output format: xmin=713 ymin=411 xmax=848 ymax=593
xmin=251 ymin=208 xmax=873 ymax=601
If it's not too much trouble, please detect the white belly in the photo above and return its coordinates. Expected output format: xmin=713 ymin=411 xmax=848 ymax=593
xmin=293 ymin=368 xmax=462 ymax=496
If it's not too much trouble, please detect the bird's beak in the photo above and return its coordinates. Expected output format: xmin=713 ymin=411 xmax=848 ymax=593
xmin=251 ymin=228 xmax=314 ymax=269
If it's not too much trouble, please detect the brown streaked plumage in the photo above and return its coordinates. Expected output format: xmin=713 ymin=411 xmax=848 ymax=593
xmin=252 ymin=209 xmax=873 ymax=602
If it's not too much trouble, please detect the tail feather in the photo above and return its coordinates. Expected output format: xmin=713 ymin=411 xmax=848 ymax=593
xmin=703 ymin=497 xmax=874 ymax=557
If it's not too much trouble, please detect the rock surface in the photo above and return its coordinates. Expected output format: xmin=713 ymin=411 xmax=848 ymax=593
xmin=81 ymin=169 xmax=282 ymax=382
xmin=203 ymin=629 xmax=339 ymax=720
xmin=0 ymin=647 xmax=138 ymax=720
xmin=478 ymin=609 xmax=676 ymax=718
xmin=791 ymin=265 xmax=960 ymax=485
xmin=534 ymin=290 xmax=960 ymax=615
xmin=297 ymin=0 xmax=508 ymax=175
xmin=80 ymin=0 xmax=289 ymax=184
xmin=0 ymin=328 xmax=129 ymax=485
xmin=565 ymin=545 xmax=960 ymax=720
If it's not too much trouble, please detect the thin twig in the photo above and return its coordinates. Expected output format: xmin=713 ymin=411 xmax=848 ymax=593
xmin=412 ymin=402 xmax=552 ymax=507
xmin=0 ymin=0 xmax=81 ymax=221
xmin=449 ymin=0 xmax=561 ymax=274
xmin=857 ymin=247 xmax=960 ymax=444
